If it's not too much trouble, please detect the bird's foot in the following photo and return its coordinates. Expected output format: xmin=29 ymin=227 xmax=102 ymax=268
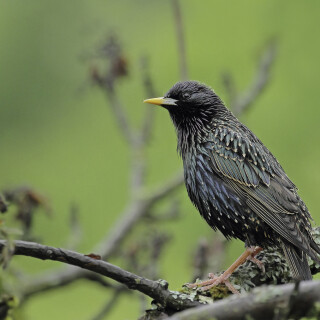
xmin=247 ymin=255 xmax=265 ymax=272
xmin=246 ymin=246 xmax=265 ymax=273
xmin=187 ymin=247 xmax=264 ymax=295
xmin=187 ymin=273 xmax=240 ymax=294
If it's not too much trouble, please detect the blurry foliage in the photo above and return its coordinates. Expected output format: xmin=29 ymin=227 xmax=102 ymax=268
xmin=3 ymin=187 xmax=50 ymax=240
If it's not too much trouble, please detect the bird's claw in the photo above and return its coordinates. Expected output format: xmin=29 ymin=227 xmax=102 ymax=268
xmin=246 ymin=246 xmax=265 ymax=273
xmin=187 ymin=273 xmax=240 ymax=294
xmin=247 ymin=255 xmax=265 ymax=273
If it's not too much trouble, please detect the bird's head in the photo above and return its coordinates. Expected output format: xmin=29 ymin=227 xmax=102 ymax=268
xmin=144 ymin=81 xmax=229 ymax=132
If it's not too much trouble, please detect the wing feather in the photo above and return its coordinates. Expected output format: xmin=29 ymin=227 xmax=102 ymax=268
xmin=203 ymin=125 xmax=318 ymax=259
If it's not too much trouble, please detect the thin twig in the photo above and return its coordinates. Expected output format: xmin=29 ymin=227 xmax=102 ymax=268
xmin=171 ymin=0 xmax=188 ymax=81
xmin=232 ymin=40 xmax=277 ymax=117
xmin=21 ymin=270 xmax=120 ymax=302
xmin=95 ymin=173 xmax=183 ymax=258
xmin=91 ymin=289 xmax=124 ymax=320
xmin=145 ymin=199 xmax=180 ymax=222
xmin=91 ymin=35 xmax=136 ymax=145
xmin=104 ymin=89 xmax=136 ymax=145
xmin=65 ymin=204 xmax=82 ymax=250
xmin=143 ymin=172 xmax=184 ymax=206
xmin=140 ymin=56 xmax=157 ymax=144
xmin=221 ymin=72 xmax=237 ymax=106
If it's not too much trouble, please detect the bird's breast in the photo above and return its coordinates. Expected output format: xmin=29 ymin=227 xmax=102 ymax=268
xmin=182 ymin=150 xmax=248 ymax=241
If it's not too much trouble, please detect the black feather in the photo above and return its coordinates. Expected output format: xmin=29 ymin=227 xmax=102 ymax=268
xmin=281 ymin=242 xmax=312 ymax=280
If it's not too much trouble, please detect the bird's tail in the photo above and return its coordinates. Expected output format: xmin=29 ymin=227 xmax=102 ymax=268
xmin=281 ymin=242 xmax=312 ymax=280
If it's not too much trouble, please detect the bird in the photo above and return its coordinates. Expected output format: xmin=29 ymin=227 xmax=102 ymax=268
xmin=144 ymin=80 xmax=320 ymax=293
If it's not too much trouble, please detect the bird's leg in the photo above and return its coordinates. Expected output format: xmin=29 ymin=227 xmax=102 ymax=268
xmin=188 ymin=246 xmax=263 ymax=294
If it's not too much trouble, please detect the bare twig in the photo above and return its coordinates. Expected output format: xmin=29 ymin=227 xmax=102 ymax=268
xmin=192 ymin=234 xmax=227 ymax=282
xmin=91 ymin=289 xmax=124 ymax=320
xmin=221 ymin=72 xmax=237 ymax=106
xmin=125 ymin=231 xmax=172 ymax=314
xmin=167 ymin=281 xmax=320 ymax=320
xmin=145 ymin=199 xmax=180 ymax=222
xmin=91 ymin=36 xmax=135 ymax=145
xmin=3 ymin=186 xmax=50 ymax=240
xmin=22 ymin=269 xmax=120 ymax=302
xmin=143 ymin=172 xmax=184 ymax=206
xmin=65 ymin=204 xmax=82 ymax=250
xmin=148 ymin=232 xmax=172 ymax=280
xmin=94 ymin=173 xmax=183 ymax=259
xmin=192 ymin=238 xmax=209 ymax=281
xmin=171 ymin=0 xmax=188 ymax=81
xmin=130 ymin=146 xmax=146 ymax=192
xmin=105 ymin=90 xmax=136 ymax=145
xmin=140 ymin=56 xmax=157 ymax=144
xmin=231 ymin=40 xmax=277 ymax=117
xmin=0 ymin=240 xmax=201 ymax=311
xmin=95 ymin=172 xmax=183 ymax=260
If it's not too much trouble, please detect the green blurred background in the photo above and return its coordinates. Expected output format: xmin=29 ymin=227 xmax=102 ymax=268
xmin=1 ymin=0 xmax=320 ymax=319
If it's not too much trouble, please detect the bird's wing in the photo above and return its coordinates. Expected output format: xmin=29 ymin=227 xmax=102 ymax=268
xmin=227 ymin=177 xmax=317 ymax=258
xmin=202 ymin=126 xmax=317 ymax=256
xmin=203 ymin=125 xmax=295 ymax=199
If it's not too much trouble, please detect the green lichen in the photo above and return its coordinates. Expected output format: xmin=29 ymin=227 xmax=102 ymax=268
xmin=208 ymin=284 xmax=231 ymax=300
xmin=179 ymin=282 xmax=232 ymax=303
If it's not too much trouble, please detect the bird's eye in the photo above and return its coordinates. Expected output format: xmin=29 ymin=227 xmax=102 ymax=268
xmin=182 ymin=92 xmax=191 ymax=100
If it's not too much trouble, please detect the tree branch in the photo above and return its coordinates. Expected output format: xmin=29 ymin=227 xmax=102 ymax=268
xmin=143 ymin=172 xmax=184 ymax=206
xmin=168 ymin=280 xmax=320 ymax=320
xmin=171 ymin=0 xmax=188 ymax=81
xmin=231 ymin=40 xmax=277 ymax=117
xmin=91 ymin=36 xmax=136 ymax=145
xmin=90 ymin=289 xmax=124 ymax=320
xmin=0 ymin=240 xmax=201 ymax=311
xmin=104 ymin=90 xmax=136 ymax=145
xmin=19 ymin=172 xmax=184 ymax=300
xmin=4 ymin=231 xmax=320 ymax=319
xmin=22 ymin=271 xmax=119 ymax=302
xmin=140 ymin=56 xmax=157 ymax=144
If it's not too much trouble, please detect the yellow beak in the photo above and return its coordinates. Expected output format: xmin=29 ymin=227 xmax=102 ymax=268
xmin=143 ymin=97 xmax=177 ymax=106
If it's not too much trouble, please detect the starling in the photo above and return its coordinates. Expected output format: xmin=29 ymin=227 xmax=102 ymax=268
xmin=144 ymin=81 xmax=320 ymax=292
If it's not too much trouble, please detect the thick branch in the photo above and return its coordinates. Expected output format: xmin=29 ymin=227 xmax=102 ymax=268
xmin=168 ymin=281 xmax=320 ymax=320
xmin=0 ymin=240 xmax=200 ymax=311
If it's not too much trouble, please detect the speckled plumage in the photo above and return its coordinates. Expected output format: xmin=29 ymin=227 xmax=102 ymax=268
xmin=151 ymin=80 xmax=320 ymax=280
